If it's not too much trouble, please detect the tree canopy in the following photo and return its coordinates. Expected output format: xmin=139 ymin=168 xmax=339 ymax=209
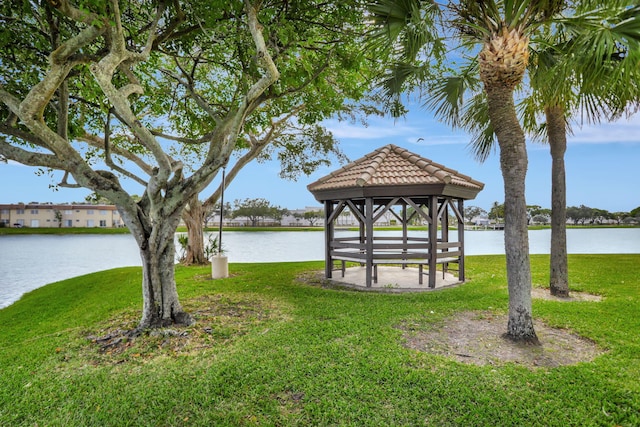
xmin=0 ymin=0 xmax=383 ymax=330
xmin=231 ymin=198 xmax=287 ymax=226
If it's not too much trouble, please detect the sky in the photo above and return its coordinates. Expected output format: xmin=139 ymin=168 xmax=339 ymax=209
xmin=1 ymin=107 xmax=639 ymax=214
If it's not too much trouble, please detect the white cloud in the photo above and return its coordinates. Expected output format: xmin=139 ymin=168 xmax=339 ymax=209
xmin=324 ymin=116 xmax=469 ymax=146
xmin=325 ymin=120 xmax=420 ymax=140
xmin=569 ymin=116 xmax=640 ymax=144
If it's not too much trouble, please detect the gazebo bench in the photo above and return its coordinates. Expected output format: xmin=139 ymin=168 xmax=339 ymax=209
xmin=332 ymin=253 xmax=460 ymax=285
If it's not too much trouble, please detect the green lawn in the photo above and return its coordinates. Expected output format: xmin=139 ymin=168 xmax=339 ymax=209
xmin=0 ymin=226 xmax=131 ymax=235
xmin=1 ymin=255 xmax=638 ymax=426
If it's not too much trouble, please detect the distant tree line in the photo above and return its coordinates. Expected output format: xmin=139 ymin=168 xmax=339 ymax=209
xmin=208 ymin=198 xmax=323 ymax=227
xmin=212 ymin=199 xmax=640 ymax=228
xmin=465 ymin=203 xmax=640 ymax=226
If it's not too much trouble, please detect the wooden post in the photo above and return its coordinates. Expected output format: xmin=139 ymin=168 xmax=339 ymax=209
xmin=365 ymin=197 xmax=374 ymax=287
xmin=402 ymin=200 xmax=408 ymax=268
xmin=458 ymin=198 xmax=465 ymax=282
xmin=324 ymin=200 xmax=334 ymax=279
xmin=441 ymin=198 xmax=449 ymax=244
xmin=428 ymin=195 xmax=438 ymax=288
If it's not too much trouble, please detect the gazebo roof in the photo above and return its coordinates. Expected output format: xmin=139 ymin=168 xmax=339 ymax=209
xmin=308 ymin=144 xmax=484 ymax=201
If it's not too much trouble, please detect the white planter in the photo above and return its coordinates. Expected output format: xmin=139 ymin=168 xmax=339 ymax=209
xmin=211 ymin=254 xmax=229 ymax=279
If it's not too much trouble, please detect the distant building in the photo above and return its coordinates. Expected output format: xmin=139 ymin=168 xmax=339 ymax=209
xmin=0 ymin=203 xmax=123 ymax=228
xmin=281 ymin=207 xmax=325 ymax=227
xmin=470 ymin=216 xmax=490 ymax=226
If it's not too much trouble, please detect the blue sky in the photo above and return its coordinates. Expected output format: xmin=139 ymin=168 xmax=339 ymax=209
xmin=1 ymin=108 xmax=639 ymax=214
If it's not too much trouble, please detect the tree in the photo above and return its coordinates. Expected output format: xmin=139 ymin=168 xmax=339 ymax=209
xmin=231 ymin=198 xmax=285 ymax=227
xmin=464 ymin=206 xmax=487 ymax=223
xmin=531 ymin=214 xmax=549 ymax=225
xmin=181 ymin=122 xmax=349 ymax=264
xmin=54 ymin=210 xmax=62 ymax=228
xmin=176 ymin=2 xmax=383 ymax=265
xmin=466 ymin=3 xmax=639 ymax=297
xmin=527 ymin=205 xmax=544 ymax=224
xmin=376 ymin=0 xmax=640 ymax=304
xmin=528 ymin=2 xmax=640 ymax=296
xmin=303 ymin=210 xmax=324 ymax=226
xmin=566 ymin=205 xmax=607 ymax=225
xmin=369 ymin=0 xmax=574 ymax=342
xmin=85 ymin=193 xmax=113 ymax=205
xmin=0 ymin=1 xmax=362 ymax=331
xmin=488 ymin=202 xmax=505 ymax=223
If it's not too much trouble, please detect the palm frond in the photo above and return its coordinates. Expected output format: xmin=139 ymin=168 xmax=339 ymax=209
xmin=367 ymin=0 xmax=444 ymax=60
xmin=461 ymin=92 xmax=496 ymax=163
xmin=380 ymin=62 xmax=432 ymax=98
xmin=422 ymin=59 xmax=480 ymax=128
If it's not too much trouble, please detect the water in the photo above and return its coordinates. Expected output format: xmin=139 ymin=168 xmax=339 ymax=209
xmin=1 ymin=228 xmax=639 ymax=308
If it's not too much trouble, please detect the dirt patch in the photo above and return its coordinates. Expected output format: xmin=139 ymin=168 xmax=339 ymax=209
xmin=400 ymin=311 xmax=604 ymax=368
xmin=532 ymin=287 xmax=602 ymax=302
xmin=78 ymin=294 xmax=285 ymax=366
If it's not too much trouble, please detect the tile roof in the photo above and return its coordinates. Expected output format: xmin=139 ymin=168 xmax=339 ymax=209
xmin=307 ymin=144 xmax=484 ymax=198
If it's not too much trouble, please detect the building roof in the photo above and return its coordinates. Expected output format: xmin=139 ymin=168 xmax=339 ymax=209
xmin=307 ymin=144 xmax=484 ymax=201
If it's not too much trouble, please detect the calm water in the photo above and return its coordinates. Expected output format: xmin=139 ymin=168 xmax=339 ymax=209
xmin=1 ymin=228 xmax=639 ymax=308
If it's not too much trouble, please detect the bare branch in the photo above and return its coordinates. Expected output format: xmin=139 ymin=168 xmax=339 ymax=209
xmin=102 ymin=110 xmax=149 ymax=187
xmin=202 ymin=104 xmax=305 ymax=208
xmin=149 ymin=129 xmax=210 ymax=145
xmin=160 ymin=64 xmax=223 ymax=125
xmin=78 ymin=133 xmax=153 ymax=178
xmin=244 ymin=0 xmax=280 ymax=105
xmin=0 ymin=135 xmax=66 ymax=169
xmin=88 ymin=3 xmax=173 ymax=192
xmin=59 ymin=171 xmax=81 ymax=188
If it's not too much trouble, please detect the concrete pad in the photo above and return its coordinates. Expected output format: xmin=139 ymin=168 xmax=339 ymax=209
xmin=327 ymin=266 xmax=462 ymax=293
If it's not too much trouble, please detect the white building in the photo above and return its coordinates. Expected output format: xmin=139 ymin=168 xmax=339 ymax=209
xmin=0 ymin=203 xmax=123 ymax=228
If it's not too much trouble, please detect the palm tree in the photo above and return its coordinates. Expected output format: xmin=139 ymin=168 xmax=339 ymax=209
xmin=444 ymin=3 xmax=640 ymax=297
xmin=417 ymin=2 xmax=640 ymax=300
xmin=539 ymin=3 xmax=640 ymax=296
xmin=370 ymin=0 xmax=565 ymax=342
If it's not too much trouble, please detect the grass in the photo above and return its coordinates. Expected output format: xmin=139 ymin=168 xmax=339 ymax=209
xmin=3 ymin=224 xmax=636 ymax=235
xmin=1 ymin=254 xmax=639 ymax=426
xmin=0 ymin=226 xmax=321 ymax=235
xmin=0 ymin=226 xmax=131 ymax=235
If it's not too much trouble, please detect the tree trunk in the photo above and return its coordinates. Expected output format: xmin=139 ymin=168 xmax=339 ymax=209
xmin=120 ymin=204 xmax=194 ymax=331
xmin=545 ymin=105 xmax=570 ymax=297
xmin=484 ymin=84 xmax=538 ymax=344
xmin=182 ymin=195 xmax=209 ymax=265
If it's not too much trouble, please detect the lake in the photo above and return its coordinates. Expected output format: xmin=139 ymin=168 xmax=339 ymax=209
xmin=1 ymin=228 xmax=639 ymax=308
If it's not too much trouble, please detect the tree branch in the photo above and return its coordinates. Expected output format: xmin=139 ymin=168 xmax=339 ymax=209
xmin=0 ymin=135 xmax=66 ymax=170
xmin=88 ymin=2 xmax=173 ymax=199
xmin=78 ymin=133 xmax=153 ymax=178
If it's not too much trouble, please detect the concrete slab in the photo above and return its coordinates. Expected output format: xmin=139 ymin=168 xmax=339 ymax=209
xmin=327 ymin=266 xmax=462 ymax=293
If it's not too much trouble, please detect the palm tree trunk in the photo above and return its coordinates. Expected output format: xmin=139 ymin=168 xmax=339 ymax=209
xmin=484 ymin=84 xmax=538 ymax=343
xmin=545 ymin=105 xmax=570 ymax=297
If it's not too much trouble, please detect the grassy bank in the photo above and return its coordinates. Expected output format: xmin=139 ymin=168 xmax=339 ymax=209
xmin=0 ymin=226 xmax=131 ymax=235
xmin=1 ymin=255 xmax=639 ymax=426
xmin=0 ymin=226 xmax=323 ymax=235
xmin=3 ymin=224 xmax=637 ymax=235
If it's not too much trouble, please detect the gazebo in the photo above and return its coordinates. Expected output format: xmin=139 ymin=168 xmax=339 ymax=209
xmin=307 ymin=144 xmax=484 ymax=289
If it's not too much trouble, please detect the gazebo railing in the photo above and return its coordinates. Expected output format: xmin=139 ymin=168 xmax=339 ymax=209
xmin=329 ymin=236 xmax=461 ymax=267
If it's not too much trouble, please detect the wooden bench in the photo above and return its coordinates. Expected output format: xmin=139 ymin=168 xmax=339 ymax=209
xmin=332 ymin=251 xmax=460 ymax=285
